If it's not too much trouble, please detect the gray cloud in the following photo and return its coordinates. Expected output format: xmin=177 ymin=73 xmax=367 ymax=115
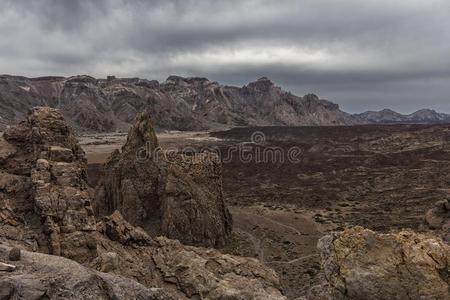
xmin=1 ymin=0 xmax=449 ymax=113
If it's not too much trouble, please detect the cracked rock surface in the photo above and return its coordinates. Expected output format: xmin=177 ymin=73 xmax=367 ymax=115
xmin=0 ymin=244 xmax=172 ymax=300
xmin=317 ymin=226 xmax=450 ymax=300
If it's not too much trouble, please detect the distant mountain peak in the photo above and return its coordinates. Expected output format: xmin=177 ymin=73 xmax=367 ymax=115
xmin=412 ymin=108 xmax=437 ymax=114
xmin=379 ymin=108 xmax=398 ymax=114
xmin=256 ymin=76 xmax=272 ymax=82
xmin=165 ymin=75 xmax=211 ymax=85
xmin=304 ymin=93 xmax=320 ymax=101
xmin=246 ymin=77 xmax=275 ymax=91
xmin=354 ymin=108 xmax=450 ymax=124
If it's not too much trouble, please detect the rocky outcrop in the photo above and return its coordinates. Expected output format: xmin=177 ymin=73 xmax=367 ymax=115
xmin=88 ymin=212 xmax=285 ymax=300
xmin=0 ymin=74 xmax=357 ymax=132
xmin=0 ymin=107 xmax=97 ymax=262
xmin=150 ymin=237 xmax=284 ymax=300
xmin=1 ymin=106 xmax=85 ymax=175
xmin=94 ymin=112 xmax=232 ymax=247
xmin=0 ymin=107 xmax=284 ymax=299
xmin=98 ymin=210 xmax=155 ymax=247
xmin=0 ymin=244 xmax=172 ymax=300
xmin=424 ymin=199 xmax=450 ymax=242
xmin=317 ymin=227 xmax=450 ymax=300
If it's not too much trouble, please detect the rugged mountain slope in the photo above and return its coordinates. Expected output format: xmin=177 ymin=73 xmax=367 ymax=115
xmin=354 ymin=108 xmax=450 ymax=124
xmin=0 ymin=75 xmax=356 ymax=132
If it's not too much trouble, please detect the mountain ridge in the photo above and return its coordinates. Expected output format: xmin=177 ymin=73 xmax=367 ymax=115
xmin=0 ymin=74 xmax=356 ymax=132
xmin=0 ymin=74 xmax=449 ymax=132
xmin=353 ymin=108 xmax=450 ymax=124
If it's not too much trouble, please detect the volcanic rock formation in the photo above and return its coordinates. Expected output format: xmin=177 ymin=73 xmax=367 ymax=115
xmin=317 ymin=227 xmax=450 ymax=300
xmin=94 ymin=111 xmax=232 ymax=247
xmin=0 ymin=107 xmax=97 ymax=261
xmin=0 ymin=107 xmax=285 ymax=300
xmin=0 ymin=75 xmax=356 ymax=131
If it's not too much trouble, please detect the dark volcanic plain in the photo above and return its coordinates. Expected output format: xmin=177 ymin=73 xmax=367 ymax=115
xmin=81 ymin=123 xmax=450 ymax=299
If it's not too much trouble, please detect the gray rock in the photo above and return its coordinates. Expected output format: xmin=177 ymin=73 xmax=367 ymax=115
xmin=0 ymin=245 xmax=172 ymax=299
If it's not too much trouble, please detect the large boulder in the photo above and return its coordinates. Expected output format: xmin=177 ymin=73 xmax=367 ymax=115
xmin=94 ymin=112 xmax=232 ymax=247
xmin=317 ymin=227 xmax=450 ymax=300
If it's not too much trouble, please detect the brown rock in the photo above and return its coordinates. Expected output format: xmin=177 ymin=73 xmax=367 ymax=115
xmin=424 ymin=199 xmax=450 ymax=239
xmin=151 ymin=236 xmax=286 ymax=299
xmin=317 ymin=227 xmax=450 ymax=300
xmin=48 ymin=146 xmax=75 ymax=162
xmin=2 ymin=107 xmax=85 ymax=175
xmin=0 ymin=107 xmax=96 ymax=261
xmin=92 ymin=252 xmax=119 ymax=273
xmin=100 ymin=210 xmax=154 ymax=246
xmin=95 ymin=112 xmax=232 ymax=247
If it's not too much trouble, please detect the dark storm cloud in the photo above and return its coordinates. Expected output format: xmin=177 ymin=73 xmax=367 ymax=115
xmin=1 ymin=0 xmax=449 ymax=113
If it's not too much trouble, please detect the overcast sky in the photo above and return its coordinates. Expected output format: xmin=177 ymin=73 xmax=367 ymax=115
xmin=1 ymin=0 xmax=450 ymax=113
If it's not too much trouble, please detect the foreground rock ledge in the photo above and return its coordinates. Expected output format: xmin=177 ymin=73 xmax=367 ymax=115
xmin=317 ymin=226 xmax=450 ymax=300
xmin=0 ymin=245 xmax=172 ymax=300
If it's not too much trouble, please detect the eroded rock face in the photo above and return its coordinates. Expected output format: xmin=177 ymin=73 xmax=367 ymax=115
xmin=151 ymin=237 xmax=284 ymax=300
xmin=0 ymin=107 xmax=284 ymax=300
xmin=0 ymin=107 xmax=97 ymax=261
xmin=95 ymin=112 xmax=232 ymax=247
xmin=317 ymin=227 xmax=450 ymax=300
xmin=2 ymin=106 xmax=85 ymax=175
